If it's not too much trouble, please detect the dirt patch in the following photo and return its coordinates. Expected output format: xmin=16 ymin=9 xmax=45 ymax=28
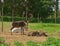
xmin=0 ymin=31 xmax=47 ymax=46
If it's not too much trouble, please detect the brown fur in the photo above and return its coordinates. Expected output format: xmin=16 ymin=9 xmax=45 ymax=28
xmin=11 ymin=21 xmax=26 ymax=35
xmin=28 ymin=31 xmax=48 ymax=37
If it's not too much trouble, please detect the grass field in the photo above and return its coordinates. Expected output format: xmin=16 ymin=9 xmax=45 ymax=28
xmin=0 ymin=22 xmax=60 ymax=33
xmin=29 ymin=23 xmax=60 ymax=33
xmin=0 ymin=22 xmax=60 ymax=46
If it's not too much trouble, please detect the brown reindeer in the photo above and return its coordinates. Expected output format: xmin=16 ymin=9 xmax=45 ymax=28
xmin=11 ymin=21 xmax=27 ymax=35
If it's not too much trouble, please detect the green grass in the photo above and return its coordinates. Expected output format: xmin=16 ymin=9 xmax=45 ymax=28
xmin=42 ymin=37 xmax=60 ymax=46
xmin=0 ymin=37 xmax=60 ymax=46
xmin=13 ymin=37 xmax=60 ymax=46
xmin=27 ymin=41 xmax=38 ymax=46
xmin=14 ymin=41 xmax=24 ymax=46
xmin=0 ymin=22 xmax=60 ymax=33
xmin=29 ymin=23 xmax=60 ymax=33
xmin=0 ymin=22 xmax=60 ymax=46
xmin=0 ymin=37 xmax=10 ymax=46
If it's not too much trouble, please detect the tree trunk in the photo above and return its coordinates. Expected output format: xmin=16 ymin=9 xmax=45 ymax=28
xmin=25 ymin=7 xmax=28 ymax=31
xmin=26 ymin=7 xmax=28 ymax=21
xmin=12 ymin=9 xmax=14 ymax=22
xmin=37 ymin=13 xmax=40 ymax=23
xmin=0 ymin=11 xmax=1 ymax=16
xmin=55 ymin=0 xmax=59 ymax=23
xmin=1 ymin=3 xmax=4 ymax=32
xmin=40 ymin=17 xmax=42 ymax=23
xmin=22 ymin=11 xmax=25 ymax=21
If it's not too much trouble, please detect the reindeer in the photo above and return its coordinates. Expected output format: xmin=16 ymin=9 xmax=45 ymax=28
xmin=11 ymin=21 xmax=27 ymax=35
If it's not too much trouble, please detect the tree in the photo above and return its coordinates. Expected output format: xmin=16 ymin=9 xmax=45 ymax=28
xmin=2 ymin=0 xmax=55 ymax=22
xmin=55 ymin=0 xmax=59 ymax=23
xmin=28 ymin=0 xmax=55 ymax=22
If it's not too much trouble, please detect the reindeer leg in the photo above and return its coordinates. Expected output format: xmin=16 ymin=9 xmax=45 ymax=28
xmin=22 ymin=27 xmax=24 ymax=35
xmin=10 ymin=27 xmax=14 ymax=35
xmin=21 ymin=27 xmax=24 ymax=35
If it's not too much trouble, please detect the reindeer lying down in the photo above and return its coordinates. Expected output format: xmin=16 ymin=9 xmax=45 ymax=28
xmin=11 ymin=21 xmax=26 ymax=35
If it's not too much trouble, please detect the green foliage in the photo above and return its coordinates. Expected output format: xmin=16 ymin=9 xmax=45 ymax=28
xmin=41 ymin=18 xmax=60 ymax=23
xmin=0 ymin=16 xmax=26 ymax=22
xmin=3 ymin=43 xmax=10 ymax=46
xmin=1 ymin=0 xmax=55 ymax=19
xmin=0 ymin=43 xmax=10 ymax=46
xmin=0 ymin=37 xmax=60 ymax=46
xmin=42 ymin=37 xmax=60 ymax=46
xmin=1 ymin=16 xmax=60 ymax=23
xmin=14 ymin=41 xmax=24 ymax=46
xmin=31 ymin=18 xmax=38 ymax=23
xmin=0 ymin=37 xmax=9 ymax=46
xmin=0 ymin=44 xmax=3 ymax=46
xmin=0 ymin=37 xmax=5 ymax=43
xmin=27 ymin=41 xmax=39 ymax=46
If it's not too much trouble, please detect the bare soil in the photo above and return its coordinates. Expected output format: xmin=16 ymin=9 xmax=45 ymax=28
xmin=0 ymin=31 xmax=47 ymax=46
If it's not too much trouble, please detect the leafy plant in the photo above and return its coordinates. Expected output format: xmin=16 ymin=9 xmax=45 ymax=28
xmin=3 ymin=43 xmax=10 ymax=46
xmin=0 ymin=37 xmax=5 ymax=44
xmin=0 ymin=37 xmax=10 ymax=46
xmin=27 ymin=41 xmax=39 ymax=46
xmin=14 ymin=41 xmax=24 ymax=46
xmin=42 ymin=37 xmax=60 ymax=46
